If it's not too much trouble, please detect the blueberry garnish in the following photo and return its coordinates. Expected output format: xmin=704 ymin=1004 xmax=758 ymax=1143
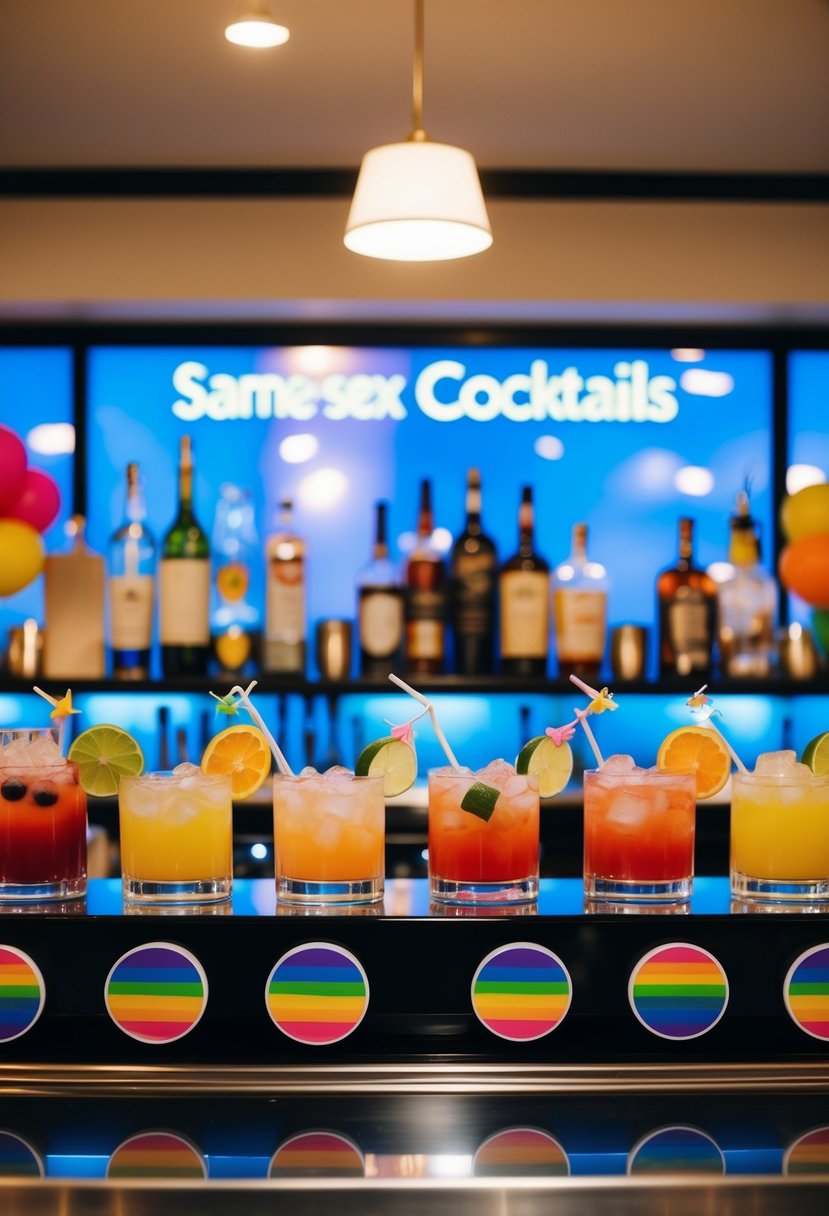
xmin=1 ymin=779 xmax=26 ymax=802
xmin=32 ymin=787 xmax=58 ymax=808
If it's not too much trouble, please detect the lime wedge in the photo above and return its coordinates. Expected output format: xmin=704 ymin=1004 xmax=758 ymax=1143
xmin=460 ymin=781 xmax=500 ymax=822
xmin=67 ymin=725 xmax=145 ymax=797
xmin=355 ymin=736 xmax=417 ymax=797
xmin=515 ymin=735 xmax=573 ymax=798
xmin=801 ymin=731 xmax=829 ymax=776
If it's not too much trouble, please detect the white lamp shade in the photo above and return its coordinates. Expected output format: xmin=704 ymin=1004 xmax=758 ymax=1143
xmin=225 ymin=18 xmax=289 ymax=47
xmin=344 ymin=140 xmax=492 ymax=261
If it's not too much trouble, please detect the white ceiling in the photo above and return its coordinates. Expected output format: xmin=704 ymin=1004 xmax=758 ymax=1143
xmin=2 ymin=0 xmax=828 ymax=173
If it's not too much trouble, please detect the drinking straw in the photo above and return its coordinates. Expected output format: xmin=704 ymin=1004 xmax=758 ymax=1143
xmin=568 ymin=673 xmax=618 ymax=712
xmin=388 ymin=673 xmax=462 ymax=770
xmin=686 ymin=684 xmax=748 ymax=774
xmin=210 ymin=680 xmax=294 ymax=776
xmin=33 ymin=686 xmax=80 ymax=756
xmin=575 ymin=708 xmax=605 ymax=768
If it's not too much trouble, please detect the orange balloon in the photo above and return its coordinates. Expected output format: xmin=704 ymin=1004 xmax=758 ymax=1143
xmin=779 ymin=532 xmax=829 ymax=608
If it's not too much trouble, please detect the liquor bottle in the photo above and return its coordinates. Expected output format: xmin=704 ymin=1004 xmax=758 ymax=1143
xmin=211 ymin=483 xmax=260 ymax=675
xmin=107 ymin=461 xmax=156 ymax=679
xmin=656 ymin=516 xmax=717 ymax=678
xmin=553 ymin=522 xmax=608 ymax=682
xmin=264 ymin=499 xmax=306 ymax=675
xmin=717 ymin=490 xmax=778 ymax=677
xmin=499 ymin=485 xmax=550 ymax=677
xmin=159 ymin=435 xmax=211 ymax=678
xmin=405 ymin=479 xmax=447 ymax=675
xmin=43 ymin=516 xmax=106 ymax=679
xmin=450 ymin=468 xmax=497 ymax=675
xmin=357 ymin=500 xmax=405 ymax=677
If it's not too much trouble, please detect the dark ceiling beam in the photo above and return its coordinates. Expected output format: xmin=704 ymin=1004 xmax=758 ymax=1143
xmin=1 ymin=167 xmax=828 ymax=202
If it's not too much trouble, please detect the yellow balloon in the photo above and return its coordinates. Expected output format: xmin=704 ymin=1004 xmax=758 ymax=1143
xmin=781 ymin=482 xmax=829 ymax=542
xmin=0 ymin=519 xmax=45 ymax=597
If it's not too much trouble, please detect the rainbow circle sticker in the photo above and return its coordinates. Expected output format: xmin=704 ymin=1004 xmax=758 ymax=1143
xmin=0 ymin=1131 xmax=44 ymax=1178
xmin=471 ymin=943 xmax=572 ymax=1041
xmin=104 ymin=942 xmax=208 ymax=1044
xmin=107 ymin=1131 xmax=206 ymax=1179
xmin=0 ymin=946 xmax=45 ymax=1043
xmin=784 ymin=944 xmax=829 ymax=1041
xmin=265 ymin=943 xmax=369 ymax=1045
xmin=269 ymin=1131 xmax=365 ymax=1178
xmin=628 ymin=943 xmax=729 ymax=1040
xmin=784 ymin=1127 xmax=829 ymax=1175
xmin=473 ymin=1127 xmax=570 ymax=1177
xmin=627 ymin=1126 xmax=724 ymax=1175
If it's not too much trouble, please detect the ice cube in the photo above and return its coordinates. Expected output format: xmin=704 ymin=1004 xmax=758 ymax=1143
xmin=299 ymin=766 xmax=319 ymax=778
xmin=602 ymin=754 xmax=637 ymax=772
xmin=431 ymin=765 xmax=473 ymax=777
xmin=315 ymin=818 xmax=345 ymax=850
xmin=322 ymin=765 xmax=354 ymax=780
xmin=755 ymin=750 xmax=798 ymax=776
xmin=172 ymin=762 xmax=201 ymax=778
xmin=503 ymin=774 xmax=529 ymax=798
xmin=605 ymin=792 xmax=650 ymax=832
xmin=787 ymin=762 xmax=813 ymax=783
xmin=437 ymin=809 xmax=469 ymax=833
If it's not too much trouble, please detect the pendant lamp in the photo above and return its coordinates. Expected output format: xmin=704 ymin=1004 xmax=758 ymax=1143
xmin=225 ymin=2 xmax=289 ymax=48
xmin=344 ymin=0 xmax=492 ymax=262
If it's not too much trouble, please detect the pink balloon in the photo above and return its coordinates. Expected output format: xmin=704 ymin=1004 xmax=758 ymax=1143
xmin=0 ymin=424 xmax=27 ymax=513
xmin=5 ymin=468 xmax=61 ymax=533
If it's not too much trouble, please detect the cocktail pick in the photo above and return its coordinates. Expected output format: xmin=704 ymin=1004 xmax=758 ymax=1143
xmin=546 ymin=720 xmax=578 ymax=747
xmin=685 ymin=685 xmax=748 ymax=774
xmin=383 ymin=708 xmax=429 ymax=748
xmin=33 ymin=686 xmax=81 ymax=755
xmin=569 ymin=673 xmax=618 ymax=714
xmin=388 ymin=674 xmax=462 ymax=770
xmin=209 ymin=680 xmax=294 ymax=775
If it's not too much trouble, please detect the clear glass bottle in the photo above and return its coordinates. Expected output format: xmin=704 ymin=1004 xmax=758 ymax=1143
xmin=656 ymin=516 xmax=716 ymax=678
xmin=450 ymin=468 xmax=498 ymax=675
xmin=264 ymin=499 xmax=306 ymax=675
xmin=499 ymin=485 xmax=550 ymax=677
xmin=108 ymin=462 xmax=156 ymax=679
xmin=159 ymin=435 xmax=211 ymax=679
xmin=357 ymin=500 xmax=405 ymax=677
xmin=553 ymin=522 xmax=608 ymax=682
xmin=211 ymin=483 xmax=260 ymax=675
xmin=405 ymin=479 xmax=447 ymax=675
xmin=718 ymin=490 xmax=778 ymax=677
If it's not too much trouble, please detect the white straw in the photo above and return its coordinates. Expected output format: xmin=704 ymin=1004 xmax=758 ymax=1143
xmin=388 ymin=673 xmax=462 ymax=771
xmin=224 ymin=680 xmax=294 ymax=776
xmin=702 ymin=717 xmax=748 ymax=774
xmin=569 ymin=673 xmax=602 ymax=700
xmin=575 ymin=709 xmax=605 ymax=768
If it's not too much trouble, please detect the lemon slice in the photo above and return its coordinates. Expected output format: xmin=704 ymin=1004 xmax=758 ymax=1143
xmin=200 ymin=724 xmax=272 ymax=800
xmin=515 ymin=735 xmax=573 ymax=798
xmin=801 ymin=731 xmax=829 ymax=776
xmin=656 ymin=725 xmax=732 ymax=800
xmin=355 ymin=736 xmax=417 ymax=797
xmin=67 ymin=725 xmax=144 ymax=797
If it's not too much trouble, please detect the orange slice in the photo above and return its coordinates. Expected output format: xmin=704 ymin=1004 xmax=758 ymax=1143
xmin=200 ymin=724 xmax=272 ymax=800
xmin=656 ymin=725 xmax=732 ymax=800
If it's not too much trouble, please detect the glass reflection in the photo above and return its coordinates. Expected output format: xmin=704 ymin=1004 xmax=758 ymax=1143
xmin=430 ymin=901 xmax=538 ymax=918
xmin=276 ymin=902 xmax=382 ymax=917
xmin=123 ymin=900 xmax=232 ymax=916
xmin=584 ymin=899 xmax=689 ymax=916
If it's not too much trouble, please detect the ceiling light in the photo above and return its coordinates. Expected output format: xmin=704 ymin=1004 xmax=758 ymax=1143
xmin=225 ymin=2 xmax=289 ymax=48
xmin=344 ymin=0 xmax=492 ymax=262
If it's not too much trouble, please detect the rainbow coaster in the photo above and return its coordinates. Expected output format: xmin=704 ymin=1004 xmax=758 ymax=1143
xmin=784 ymin=944 xmax=829 ymax=1041
xmin=785 ymin=1127 xmax=829 ymax=1175
xmin=107 ymin=1131 xmax=206 ymax=1179
xmin=0 ymin=1131 xmax=44 ymax=1178
xmin=265 ymin=943 xmax=369 ymax=1045
xmin=627 ymin=1126 xmax=724 ymax=1175
xmin=0 ymin=946 xmax=45 ymax=1043
xmin=104 ymin=942 xmax=208 ymax=1044
xmin=471 ymin=943 xmax=572 ymax=1042
xmin=269 ymin=1131 xmax=365 ymax=1178
xmin=628 ymin=943 xmax=728 ymax=1040
xmin=473 ymin=1128 xmax=569 ymax=1177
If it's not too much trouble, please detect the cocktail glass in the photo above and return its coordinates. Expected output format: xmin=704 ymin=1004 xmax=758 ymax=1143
xmin=428 ymin=762 xmax=540 ymax=905
xmin=730 ymin=751 xmax=829 ymax=902
xmin=584 ymin=756 xmax=696 ymax=902
xmin=273 ymin=770 xmax=385 ymax=905
xmin=0 ymin=727 xmax=87 ymax=901
xmin=119 ymin=766 xmax=233 ymax=904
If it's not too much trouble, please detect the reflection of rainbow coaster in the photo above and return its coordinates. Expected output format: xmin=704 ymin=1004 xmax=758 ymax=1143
xmin=265 ymin=943 xmax=369 ymax=1045
xmin=629 ymin=943 xmax=728 ymax=1040
xmin=627 ymin=1126 xmax=724 ymax=1175
xmin=105 ymin=942 xmax=208 ymax=1044
xmin=0 ymin=946 xmax=45 ymax=1043
xmin=784 ymin=944 xmax=829 ymax=1041
xmin=269 ymin=1131 xmax=364 ymax=1178
xmin=471 ymin=943 xmax=572 ymax=1041
xmin=0 ymin=1131 xmax=44 ymax=1178
xmin=107 ymin=1131 xmax=206 ymax=1179
xmin=784 ymin=1127 xmax=829 ymax=1175
xmin=473 ymin=1128 xmax=569 ymax=1177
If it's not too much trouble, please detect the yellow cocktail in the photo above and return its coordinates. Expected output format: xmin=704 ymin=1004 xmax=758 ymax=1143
xmin=119 ymin=767 xmax=233 ymax=903
xmin=731 ymin=752 xmax=829 ymax=901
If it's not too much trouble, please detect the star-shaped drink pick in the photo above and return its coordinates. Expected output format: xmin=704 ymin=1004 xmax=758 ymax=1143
xmin=33 ymin=686 xmax=81 ymax=754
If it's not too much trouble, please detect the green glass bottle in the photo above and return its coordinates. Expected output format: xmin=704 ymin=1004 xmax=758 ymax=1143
xmin=159 ymin=435 xmax=211 ymax=678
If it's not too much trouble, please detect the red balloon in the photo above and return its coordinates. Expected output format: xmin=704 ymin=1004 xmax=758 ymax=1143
xmin=778 ymin=532 xmax=829 ymax=608
xmin=5 ymin=468 xmax=61 ymax=533
xmin=0 ymin=424 xmax=27 ymax=514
